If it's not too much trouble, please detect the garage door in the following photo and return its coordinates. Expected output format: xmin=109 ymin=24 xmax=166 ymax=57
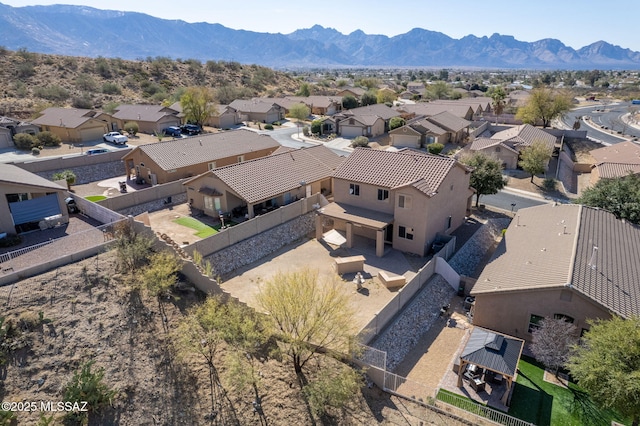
xmin=0 ymin=132 xmax=12 ymax=148
xmin=79 ymin=126 xmax=106 ymax=142
xmin=391 ymin=134 xmax=419 ymax=148
xmin=9 ymin=194 xmax=61 ymax=225
xmin=340 ymin=126 xmax=363 ymax=138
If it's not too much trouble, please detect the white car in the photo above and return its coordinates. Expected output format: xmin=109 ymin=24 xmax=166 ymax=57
xmin=103 ymin=131 xmax=128 ymax=145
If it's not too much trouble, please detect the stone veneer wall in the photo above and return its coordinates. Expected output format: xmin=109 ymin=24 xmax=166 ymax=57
xmin=370 ymin=217 xmax=511 ymax=371
xmin=204 ymin=212 xmax=316 ymax=278
xmin=36 ymin=161 xmax=124 ymax=185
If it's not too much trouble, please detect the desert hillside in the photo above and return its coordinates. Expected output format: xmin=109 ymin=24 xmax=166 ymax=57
xmin=0 ymin=48 xmax=300 ymax=120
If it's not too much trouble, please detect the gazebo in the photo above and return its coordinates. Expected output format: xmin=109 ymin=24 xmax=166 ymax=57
xmin=456 ymin=327 xmax=525 ymax=406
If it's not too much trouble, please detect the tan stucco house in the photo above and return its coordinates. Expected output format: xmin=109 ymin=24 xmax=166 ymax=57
xmin=168 ymin=102 xmax=240 ymax=129
xmin=30 ymin=108 xmax=116 ymax=143
xmin=111 ymin=104 xmax=181 ymax=134
xmin=316 ymin=148 xmax=474 ymax=257
xmin=389 ymin=111 xmax=471 ymax=148
xmin=228 ymin=100 xmax=285 ymax=123
xmin=471 ymin=203 xmax=640 ymax=342
xmin=588 ymin=140 xmax=640 ymax=185
xmin=121 ymin=129 xmax=280 ymax=185
xmin=469 ymin=124 xmax=557 ymax=169
xmin=0 ymin=116 xmax=39 ymax=148
xmin=0 ymin=164 xmax=69 ymax=235
xmin=184 ymin=145 xmax=343 ymax=219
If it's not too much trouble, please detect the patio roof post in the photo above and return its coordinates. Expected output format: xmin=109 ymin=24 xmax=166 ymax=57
xmin=456 ymin=358 xmax=467 ymax=388
xmin=346 ymin=222 xmax=353 ymax=248
xmin=315 ymin=214 xmax=323 ymax=240
xmin=247 ymin=204 xmax=255 ymax=219
xmin=376 ymin=228 xmax=384 ymax=257
xmin=501 ymin=377 xmax=513 ymax=406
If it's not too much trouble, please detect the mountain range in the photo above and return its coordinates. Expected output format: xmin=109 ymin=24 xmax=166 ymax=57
xmin=1 ymin=2 xmax=639 ymax=70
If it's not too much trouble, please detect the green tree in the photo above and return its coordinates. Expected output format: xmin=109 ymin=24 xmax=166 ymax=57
xmin=490 ymin=87 xmax=507 ymax=124
xmin=567 ymin=316 xmax=640 ymax=426
xmin=376 ymin=89 xmax=396 ymax=104
xmin=255 ymin=269 xmax=356 ymax=376
xmin=427 ymin=81 xmax=451 ymax=100
xmin=52 ymin=169 xmax=76 ymax=190
xmin=123 ymin=121 xmax=139 ymax=136
xmin=13 ymin=133 xmax=36 ymax=150
xmin=140 ymin=251 xmax=181 ymax=301
xmin=310 ymin=119 xmax=322 ymax=135
xmin=460 ymin=152 xmax=508 ymax=208
xmin=341 ymin=95 xmax=358 ymax=110
xmin=303 ymin=365 xmax=363 ymax=417
xmin=360 ymin=91 xmax=377 ymax=106
xmin=35 ymin=131 xmax=61 ymax=147
xmin=518 ymin=141 xmax=552 ymax=182
xmin=351 ymin=136 xmax=369 ymax=148
xmin=389 ymin=117 xmax=405 ymax=131
xmin=296 ymin=82 xmax=311 ymax=97
xmin=289 ymin=103 xmax=310 ymax=137
xmin=575 ymin=173 xmax=640 ymax=225
xmin=112 ymin=221 xmax=153 ymax=274
xmin=63 ymin=360 xmax=116 ymax=424
xmin=427 ymin=142 xmax=444 ymax=155
xmin=180 ymin=86 xmax=217 ymax=127
xmin=516 ymin=88 xmax=573 ymax=128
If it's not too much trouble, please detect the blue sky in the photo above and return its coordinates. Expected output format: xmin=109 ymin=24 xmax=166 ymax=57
xmin=4 ymin=0 xmax=640 ymax=51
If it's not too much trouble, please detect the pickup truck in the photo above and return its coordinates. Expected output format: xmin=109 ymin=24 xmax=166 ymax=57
xmin=103 ymin=131 xmax=128 ymax=145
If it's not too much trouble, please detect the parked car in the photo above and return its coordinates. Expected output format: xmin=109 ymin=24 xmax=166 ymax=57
xmin=86 ymin=148 xmax=109 ymax=155
xmin=103 ymin=131 xmax=128 ymax=145
xmin=65 ymin=197 xmax=79 ymax=213
xmin=181 ymin=124 xmax=202 ymax=135
xmin=162 ymin=126 xmax=182 ymax=137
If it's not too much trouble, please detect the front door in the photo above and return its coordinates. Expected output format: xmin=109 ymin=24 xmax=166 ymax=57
xmin=384 ymin=224 xmax=393 ymax=243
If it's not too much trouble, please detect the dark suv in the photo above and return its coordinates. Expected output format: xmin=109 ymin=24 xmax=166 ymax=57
xmin=181 ymin=124 xmax=202 ymax=135
xmin=162 ymin=126 xmax=182 ymax=137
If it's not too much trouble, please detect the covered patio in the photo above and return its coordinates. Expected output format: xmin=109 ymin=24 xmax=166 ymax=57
xmin=315 ymin=202 xmax=393 ymax=257
xmin=455 ymin=327 xmax=525 ymax=409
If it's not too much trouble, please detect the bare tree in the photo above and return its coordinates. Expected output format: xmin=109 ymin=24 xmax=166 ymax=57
xmin=531 ymin=316 xmax=578 ymax=377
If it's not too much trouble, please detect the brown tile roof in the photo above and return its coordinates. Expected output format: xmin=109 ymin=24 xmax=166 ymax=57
xmin=344 ymin=104 xmax=400 ymax=120
xmin=397 ymin=103 xmax=473 ymax=119
xmin=426 ymin=111 xmax=471 ymax=132
xmin=339 ymin=115 xmax=383 ymax=127
xmin=332 ymin=147 xmax=460 ymax=196
xmin=492 ymin=124 xmax=556 ymax=151
xmin=31 ymin=107 xmax=104 ymax=128
xmin=472 ymin=204 xmax=640 ymax=318
xmin=203 ymin=145 xmax=343 ymax=204
xmin=0 ymin=164 xmax=66 ymax=191
xmin=112 ymin=104 xmax=178 ymax=122
xmin=229 ymin=99 xmax=281 ymax=114
xmin=123 ymin=129 xmax=280 ymax=171
xmin=590 ymin=141 xmax=640 ymax=165
xmin=571 ymin=206 xmax=640 ymax=317
xmin=595 ymin=163 xmax=640 ymax=179
xmin=470 ymin=138 xmax=519 ymax=154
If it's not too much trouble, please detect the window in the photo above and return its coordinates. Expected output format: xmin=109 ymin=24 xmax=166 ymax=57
xmin=349 ymin=183 xmax=360 ymax=196
xmin=495 ymin=146 xmax=501 ymax=152
xmin=204 ymin=196 xmax=214 ymax=211
xmin=398 ymin=225 xmax=414 ymax=240
xmin=553 ymin=314 xmax=574 ymax=323
xmin=377 ymin=188 xmax=389 ymax=201
xmin=237 ymin=155 xmax=244 ymax=163
xmin=208 ymin=161 xmax=216 ymax=170
xmin=398 ymin=194 xmax=412 ymax=209
xmin=528 ymin=314 xmax=544 ymax=333
xmin=446 ymin=216 xmax=452 ymax=229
